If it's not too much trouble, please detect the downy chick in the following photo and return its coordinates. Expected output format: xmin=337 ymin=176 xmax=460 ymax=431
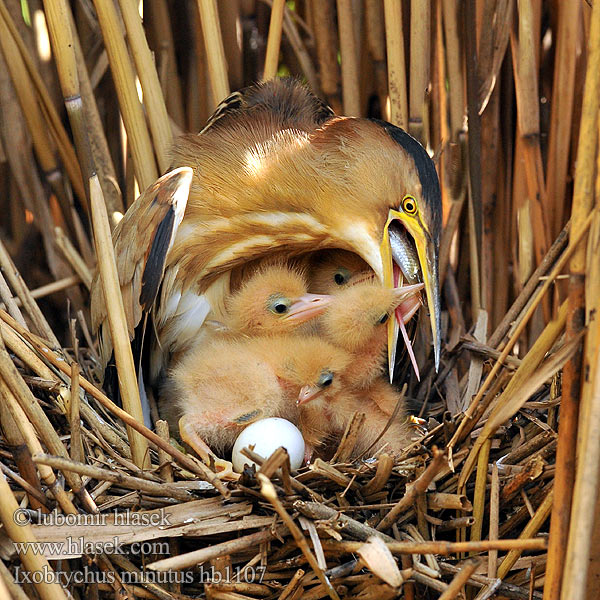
xmin=168 ymin=334 xmax=350 ymax=468
xmin=320 ymin=281 xmax=422 ymax=388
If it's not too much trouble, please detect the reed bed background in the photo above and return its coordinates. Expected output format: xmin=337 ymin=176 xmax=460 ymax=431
xmin=0 ymin=0 xmax=598 ymax=598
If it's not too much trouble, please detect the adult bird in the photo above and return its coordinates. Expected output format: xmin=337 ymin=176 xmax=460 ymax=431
xmin=90 ymin=78 xmax=442 ymax=388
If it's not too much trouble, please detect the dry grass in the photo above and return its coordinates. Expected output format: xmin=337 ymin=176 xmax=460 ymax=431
xmin=0 ymin=1 xmax=598 ymax=599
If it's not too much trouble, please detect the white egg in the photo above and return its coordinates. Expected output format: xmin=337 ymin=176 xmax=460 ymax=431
xmin=231 ymin=418 xmax=305 ymax=473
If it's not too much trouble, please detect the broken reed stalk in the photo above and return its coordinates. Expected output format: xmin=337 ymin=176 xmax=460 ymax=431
xmin=197 ymin=0 xmax=230 ymax=106
xmin=117 ymin=0 xmax=172 ymax=172
xmin=0 ymin=469 xmax=68 ymax=600
xmin=263 ymin=0 xmax=285 ymax=81
xmin=383 ymin=0 xmax=408 ymax=128
xmin=88 ymin=175 xmax=149 ymax=469
xmin=545 ymin=1 xmax=600 ymax=596
xmin=336 ymin=0 xmax=360 ymax=116
xmin=91 ymin=0 xmax=158 ymax=190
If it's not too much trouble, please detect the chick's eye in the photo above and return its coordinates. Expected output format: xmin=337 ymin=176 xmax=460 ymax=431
xmin=318 ymin=371 xmax=334 ymax=388
xmin=378 ymin=313 xmax=389 ymax=325
xmin=402 ymin=195 xmax=418 ymax=215
xmin=333 ymin=267 xmax=351 ymax=286
xmin=268 ymin=296 xmax=291 ymax=315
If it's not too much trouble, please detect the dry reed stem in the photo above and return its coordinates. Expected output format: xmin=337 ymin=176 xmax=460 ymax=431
xmin=0 ymin=0 xmax=85 ymax=205
xmin=438 ymin=558 xmax=481 ymax=600
xmin=458 ymin=301 xmax=571 ymax=489
xmin=263 ymin=0 xmax=285 ymax=80
xmin=197 ymin=0 xmax=230 ymax=106
xmin=89 ymin=174 xmax=148 ymax=468
xmin=497 ymin=488 xmax=553 ymax=580
xmin=546 ymin=1 xmax=600 ymax=596
xmin=470 ymin=438 xmax=491 ymax=546
xmin=0 ymin=309 xmax=229 ymax=495
xmin=147 ymin=525 xmax=287 ymax=572
xmin=69 ymin=362 xmax=84 ymax=464
xmin=32 ymin=454 xmax=191 ymax=501
xmin=336 ymin=0 xmax=360 ymax=116
xmin=441 ymin=0 xmax=464 ymax=140
xmin=377 ymin=448 xmax=447 ymax=531
xmin=0 ymin=270 xmax=26 ymax=327
xmin=0 ymin=469 xmax=68 ymax=600
xmin=259 ymin=474 xmax=340 ymax=600
xmin=546 ymin=2 xmax=579 ymax=238
xmin=310 ymin=0 xmax=340 ymax=108
xmin=449 ymin=210 xmax=596 ymax=450
xmin=91 ymin=0 xmax=158 ymax=190
xmin=118 ymin=0 xmax=172 ymax=173
xmin=383 ymin=0 xmax=408 ymax=128
xmin=320 ymin=538 xmax=546 ymax=555
xmin=408 ymin=0 xmax=430 ymax=144
xmin=560 ymin=219 xmax=600 ymax=597
xmin=54 ymin=226 xmax=93 ymax=290
xmin=0 ymin=238 xmax=59 ymax=346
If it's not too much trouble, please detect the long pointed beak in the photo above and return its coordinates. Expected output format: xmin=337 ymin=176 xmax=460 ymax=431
xmin=297 ymin=384 xmax=324 ymax=405
xmin=381 ymin=211 xmax=441 ymax=378
xmin=284 ymin=293 xmax=332 ymax=323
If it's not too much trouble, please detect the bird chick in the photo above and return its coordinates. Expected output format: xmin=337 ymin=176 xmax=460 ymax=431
xmin=309 ymin=249 xmax=423 ymax=379
xmin=167 ymin=334 xmax=350 ymax=471
xmin=225 ymin=263 xmax=331 ymax=335
xmin=320 ymin=281 xmax=423 ymax=388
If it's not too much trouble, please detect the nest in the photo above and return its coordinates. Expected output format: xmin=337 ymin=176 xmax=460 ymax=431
xmin=1 ymin=1 xmax=598 ymax=599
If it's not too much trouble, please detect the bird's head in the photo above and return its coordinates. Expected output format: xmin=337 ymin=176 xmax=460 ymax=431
xmin=320 ymin=281 xmax=424 ymax=353
xmin=309 ymin=118 xmax=442 ymax=377
xmin=226 ymin=264 xmax=332 ymax=334
xmin=274 ymin=337 xmax=350 ymax=405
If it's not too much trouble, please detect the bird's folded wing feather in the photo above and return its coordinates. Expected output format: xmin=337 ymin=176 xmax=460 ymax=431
xmin=90 ymin=168 xmax=192 ymax=347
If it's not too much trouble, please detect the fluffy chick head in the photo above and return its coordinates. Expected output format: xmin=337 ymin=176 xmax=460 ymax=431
xmin=321 ymin=283 xmax=410 ymax=352
xmin=308 ymin=250 xmax=374 ymax=294
xmin=226 ymin=264 xmax=326 ymax=334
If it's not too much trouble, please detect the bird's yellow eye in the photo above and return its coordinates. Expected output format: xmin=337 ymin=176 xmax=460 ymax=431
xmin=402 ymin=195 xmax=418 ymax=215
xmin=268 ymin=295 xmax=291 ymax=315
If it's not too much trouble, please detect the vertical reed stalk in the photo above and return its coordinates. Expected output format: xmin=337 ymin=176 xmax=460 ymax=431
xmin=337 ymin=0 xmax=361 ymax=116
xmin=383 ymin=0 xmax=407 ymax=128
xmin=545 ymin=1 xmax=600 ymax=597
xmin=263 ymin=0 xmax=285 ymax=80
xmin=197 ymin=0 xmax=230 ymax=105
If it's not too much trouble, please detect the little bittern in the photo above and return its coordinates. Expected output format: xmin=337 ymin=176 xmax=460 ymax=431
xmin=91 ymin=78 xmax=442 ymax=387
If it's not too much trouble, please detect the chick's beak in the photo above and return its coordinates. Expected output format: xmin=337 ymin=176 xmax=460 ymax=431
xmin=297 ymin=384 xmax=324 ymax=405
xmin=381 ymin=210 xmax=441 ymax=379
xmin=284 ymin=293 xmax=332 ymax=323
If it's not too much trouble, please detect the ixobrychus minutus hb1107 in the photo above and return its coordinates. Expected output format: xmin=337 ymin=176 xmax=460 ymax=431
xmin=91 ymin=78 xmax=442 ymax=386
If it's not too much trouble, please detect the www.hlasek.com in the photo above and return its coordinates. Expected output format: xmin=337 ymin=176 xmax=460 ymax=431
xmin=13 ymin=565 xmax=267 ymax=586
xmin=14 ymin=537 xmax=169 ymax=557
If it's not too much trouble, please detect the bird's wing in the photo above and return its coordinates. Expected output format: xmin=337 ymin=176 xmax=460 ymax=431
xmin=90 ymin=168 xmax=193 ymax=369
